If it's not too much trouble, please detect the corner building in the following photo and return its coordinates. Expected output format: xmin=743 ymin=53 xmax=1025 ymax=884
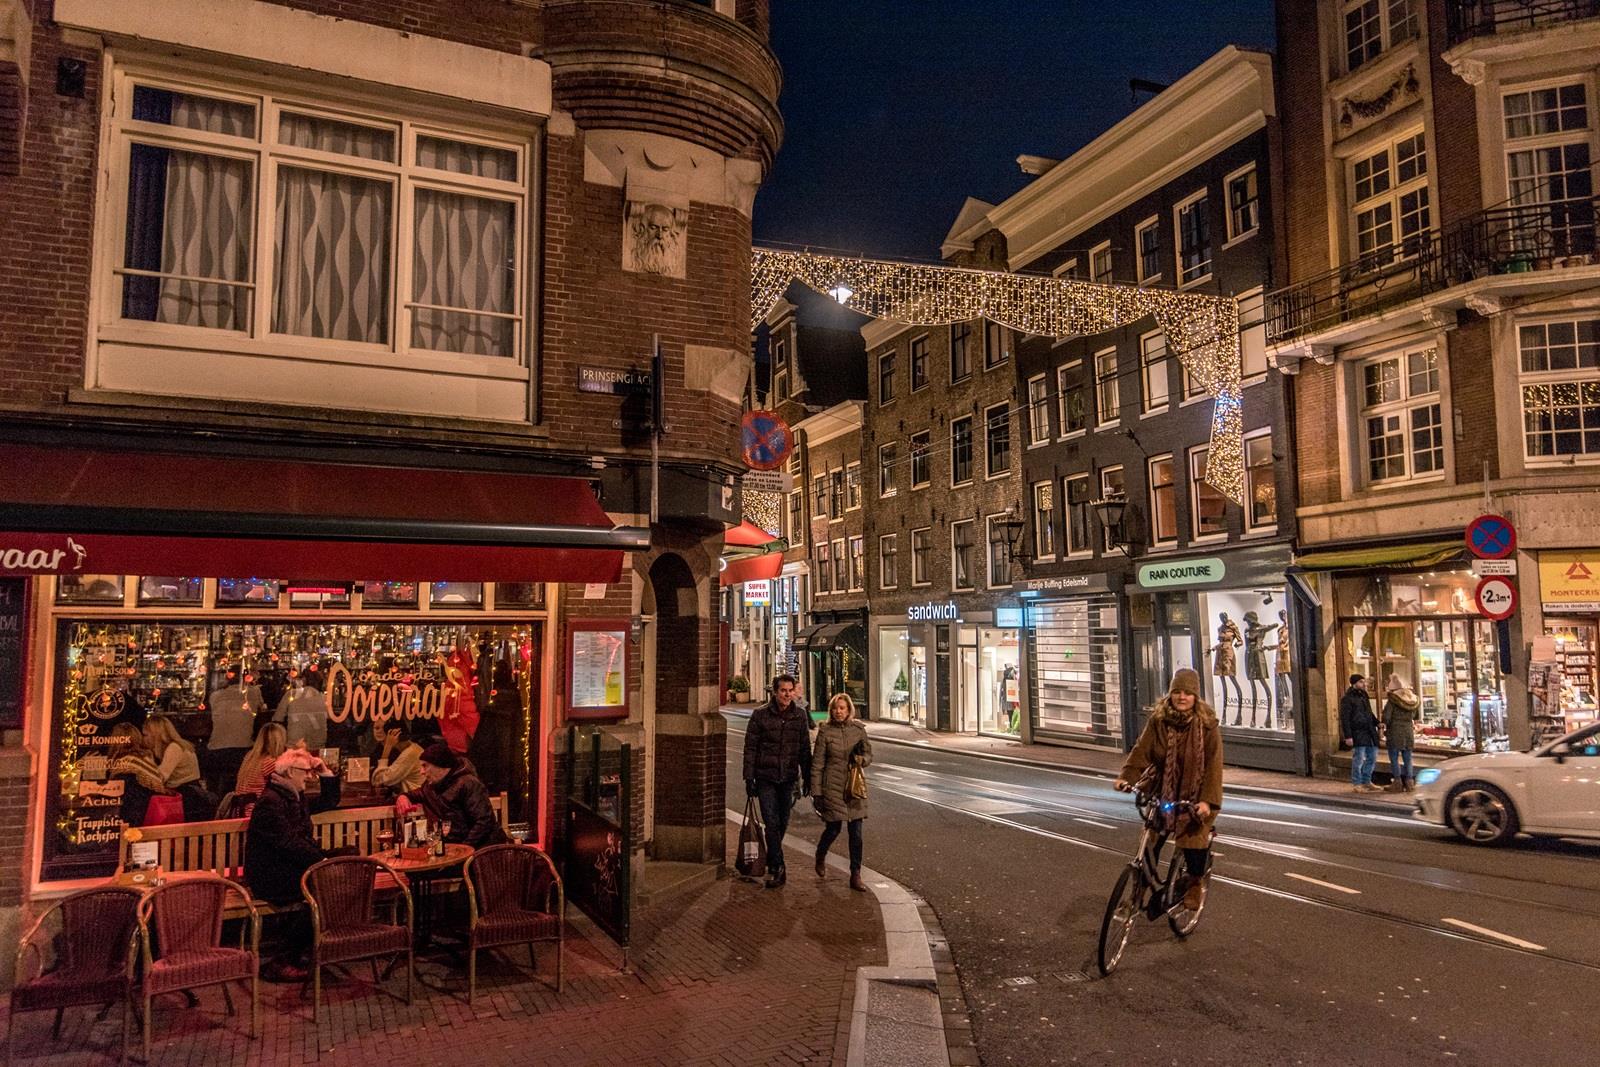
xmin=0 ymin=0 xmax=780 ymax=956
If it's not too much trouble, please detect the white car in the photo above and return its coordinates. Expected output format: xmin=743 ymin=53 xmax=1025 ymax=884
xmin=1413 ymin=724 xmax=1600 ymax=846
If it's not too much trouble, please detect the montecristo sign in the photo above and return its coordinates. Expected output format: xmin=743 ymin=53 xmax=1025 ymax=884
xmin=1539 ymin=552 xmax=1600 ymax=612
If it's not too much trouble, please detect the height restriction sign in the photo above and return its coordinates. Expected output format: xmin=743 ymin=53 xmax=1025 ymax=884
xmin=1466 ymin=514 xmax=1516 ymax=560
xmin=1474 ymin=576 xmax=1517 ymax=621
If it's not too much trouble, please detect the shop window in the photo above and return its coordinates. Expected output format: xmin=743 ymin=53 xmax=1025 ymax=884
xmin=495 ymin=582 xmax=545 ymax=609
xmin=57 ymin=575 xmax=126 ymax=605
xmin=1189 ymin=448 xmax=1228 ymax=539
xmin=1140 ymin=332 xmax=1169 ymax=412
xmin=879 ymin=443 xmax=899 ymax=497
xmin=984 ymin=320 xmax=1010 ymax=368
xmin=1244 ymin=431 xmax=1278 ymax=531
xmin=966 ymin=626 xmax=1022 ymax=736
xmin=1095 ymin=348 xmax=1120 ymax=427
xmin=845 ymin=463 xmax=862 ymax=510
xmin=1340 ymin=610 xmax=1506 ymax=752
xmin=829 ymin=469 xmax=845 ymax=519
xmin=1343 ymin=0 xmax=1416 ymax=74
xmin=1350 ymin=129 xmax=1430 ymax=262
xmin=951 ymin=520 xmax=976 ymax=591
xmin=1199 ymin=588 xmax=1292 ymax=733
xmin=1149 ymin=455 xmax=1178 ymax=546
xmin=1360 ymin=348 xmax=1443 ymax=484
xmin=986 ymin=515 xmax=1012 ymax=588
xmin=878 ymin=351 xmax=896 ymax=405
xmin=1027 ymin=375 xmax=1050 ymax=445
xmin=1029 ymin=595 xmax=1122 ymax=746
xmin=879 ymin=534 xmax=898 ymax=590
xmin=951 ymin=322 xmax=972 ymax=381
xmin=951 ymin=416 xmax=974 ymax=485
xmin=1175 ymin=191 xmax=1212 ymax=286
xmin=815 ymin=541 xmax=832 ymax=594
xmin=431 ymin=581 xmax=483 ymax=607
xmin=987 ymin=403 xmax=1013 ymax=475
xmin=911 ymin=527 xmax=931 ymax=586
xmin=1226 ymin=164 xmax=1260 ymax=242
xmin=1065 ymin=473 xmax=1093 ymax=556
xmin=910 ymin=334 xmax=929 ymax=391
xmin=1058 ymin=364 xmax=1088 ymax=435
xmin=877 ymin=626 xmax=929 ymax=726
xmin=848 ymin=536 xmax=864 ymax=591
xmin=1540 ymin=621 xmax=1598 ymax=735
xmin=216 ymin=578 xmax=278 ymax=606
xmin=1136 ymin=217 xmax=1161 ymax=283
xmin=1520 ymin=318 xmax=1600 ymax=460
xmin=112 ymin=74 xmax=529 ymax=362
xmin=910 ymin=432 xmax=931 ymax=488
xmin=1032 ymin=480 xmax=1056 ymax=560
xmin=137 ymin=577 xmax=202 ymax=605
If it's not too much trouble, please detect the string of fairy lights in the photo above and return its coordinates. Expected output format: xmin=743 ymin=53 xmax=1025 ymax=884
xmin=751 ymin=248 xmax=1246 ymax=504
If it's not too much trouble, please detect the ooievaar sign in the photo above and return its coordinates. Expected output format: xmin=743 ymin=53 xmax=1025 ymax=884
xmin=1137 ymin=557 xmax=1226 ymax=590
xmin=1539 ymin=551 xmax=1600 ymax=613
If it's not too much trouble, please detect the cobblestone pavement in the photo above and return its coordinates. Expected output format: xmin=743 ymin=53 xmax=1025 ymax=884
xmin=3 ymin=834 xmax=886 ymax=1067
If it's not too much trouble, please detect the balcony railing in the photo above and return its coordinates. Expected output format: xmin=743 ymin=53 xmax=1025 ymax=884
xmin=1447 ymin=1 xmax=1600 ymax=45
xmin=1267 ymin=194 xmax=1600 ymax=345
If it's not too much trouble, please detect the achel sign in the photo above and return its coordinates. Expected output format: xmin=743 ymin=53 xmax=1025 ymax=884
xmin=577 ymin=366 xmax=652 ymax=396
xmin=1137 ymin=557 xmax=1226 ymax=589
xmin=907 ymin=601 xmax=960 ymax=622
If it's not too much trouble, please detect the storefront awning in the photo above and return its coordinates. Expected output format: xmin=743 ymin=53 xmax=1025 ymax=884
xmin=721 ymin=552 xmax=784 ymax=587
xmin=793 ymin=621 xmax=862 ymax=652
xmin=0 ymin=444 xmax=648 ymax=583
xmin=1293 ymin=538 xmax=1465 ymax=573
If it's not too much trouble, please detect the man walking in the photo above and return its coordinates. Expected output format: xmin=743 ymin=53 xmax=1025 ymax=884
xmin=742 ymin=675 xmax=813 ymax=888
xmin=1339 ymin=674 xmax=1381 ymax=793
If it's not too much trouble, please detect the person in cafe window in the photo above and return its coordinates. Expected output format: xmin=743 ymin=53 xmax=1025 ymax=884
xmin=144 ymin=714 xmax=214 ymax=821
xmin=394 ymin=743 xmax=508 ymax=848
xmin=372 ymin=720 xmax=426 ymax=795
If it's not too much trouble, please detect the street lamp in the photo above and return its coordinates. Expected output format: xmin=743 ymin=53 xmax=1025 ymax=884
xmin=995 ymin=511 xmax=1029 ymax=568
xmin=1092 ymin=493 xmax=1131 ymax=553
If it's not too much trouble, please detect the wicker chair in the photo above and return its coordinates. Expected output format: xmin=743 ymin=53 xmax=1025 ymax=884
xmin=301 ymin=856 xmax=413 ymax=1022
xmin=463 ymin=844 xmax=564 ymax=1003
xmin=137 ymin=876 xmax=260 ymax=1062
xmin=6 ymin=887 xmax=141 ymax=1066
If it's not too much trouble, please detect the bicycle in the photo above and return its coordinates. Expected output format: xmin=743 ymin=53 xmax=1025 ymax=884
xmin=1095 ymin=789 xmax=1211 ymax=976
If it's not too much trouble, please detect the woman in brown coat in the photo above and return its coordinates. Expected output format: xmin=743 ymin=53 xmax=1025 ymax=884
xmin=1114 ymin=668 xmax=1223 ymax=911
xmin=810 ymin=693 xmax=872 ymax=891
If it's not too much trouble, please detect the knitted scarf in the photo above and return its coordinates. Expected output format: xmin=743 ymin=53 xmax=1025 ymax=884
xmin=1158 ymin=704 xmax=1208 ymax=836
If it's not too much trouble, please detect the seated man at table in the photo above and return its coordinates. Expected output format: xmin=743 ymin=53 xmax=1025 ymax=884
xmin=395 ymin=743 xmax=508 ymax=848
xmin=245 ymin=747 xmax=341 ymax=981
xmin=371 ymin=720 xmax=426 ymax=795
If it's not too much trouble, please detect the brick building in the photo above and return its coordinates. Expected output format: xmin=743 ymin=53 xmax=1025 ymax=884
xmin=1268 ymin=0 xmax=1600 ymax=772
xmin=0 ymin=0 xmax=780 ymax=970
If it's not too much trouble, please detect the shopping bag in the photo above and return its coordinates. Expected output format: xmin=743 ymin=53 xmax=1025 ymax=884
xmin=848 ymin=759 xmax=868 ymax=801
xmin=736 ymin=795 xmax=767 ymax=879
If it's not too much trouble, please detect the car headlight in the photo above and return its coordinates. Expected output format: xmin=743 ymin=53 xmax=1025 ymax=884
xmin=1415 ymin=768 xmax=1441 ymax=786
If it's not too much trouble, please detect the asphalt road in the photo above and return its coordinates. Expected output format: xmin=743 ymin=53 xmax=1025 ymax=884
xmin=725 ymin=720 xmax=1600 ymax=1066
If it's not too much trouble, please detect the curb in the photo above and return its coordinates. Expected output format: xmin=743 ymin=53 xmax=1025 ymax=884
xmin=721 ymin=708 xmax=1407 ymax=818
xmin=724 ymin=809 xmax=951 ymax=1067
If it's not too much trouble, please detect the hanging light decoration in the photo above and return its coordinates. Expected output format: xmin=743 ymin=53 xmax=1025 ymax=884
xmin=751 ymin=247 xmax=1245 ymax=504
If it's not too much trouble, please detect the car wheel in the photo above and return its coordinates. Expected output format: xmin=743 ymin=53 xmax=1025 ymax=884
xmin=1445 ymin=782 xmax=1519 ymax=846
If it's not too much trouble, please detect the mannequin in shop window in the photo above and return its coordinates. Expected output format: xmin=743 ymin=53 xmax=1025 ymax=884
xmin=999 ymin=664 xmax=1020 ymax=734
xmin=1274 ymin=610 xmax=1293 ymax=729
xmin=1211 ymin=614 xmax=1243 ymax=722
xmin=1242 ymin=611 xmax=1280 ymax=729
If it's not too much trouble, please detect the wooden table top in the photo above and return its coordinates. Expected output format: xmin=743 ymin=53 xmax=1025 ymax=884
xmin=379 ymin=843 xmax=474 ymax=874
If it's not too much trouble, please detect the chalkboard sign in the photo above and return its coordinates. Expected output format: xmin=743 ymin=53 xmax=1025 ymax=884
xmin=0 ymin=579 xmax=24 ymax=729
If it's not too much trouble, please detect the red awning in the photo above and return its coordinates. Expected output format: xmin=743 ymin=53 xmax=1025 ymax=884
xmin=721 ymin=552 xmax=783 ymax=587
xmin=0 ymin=444 xmax=648 ymax=583
xmin=724 ymin=520 xmax=781 ymax=548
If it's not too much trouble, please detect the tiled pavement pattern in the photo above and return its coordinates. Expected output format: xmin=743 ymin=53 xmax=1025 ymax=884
xmin=3 ymin=834 xmax=886 ymax=1067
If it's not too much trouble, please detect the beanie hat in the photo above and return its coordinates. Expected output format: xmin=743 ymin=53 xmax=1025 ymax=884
xmin=1168 ymin=668 xmax=1202 ymax=697
xmin=420 ymin=741 xmax=458 ymax=771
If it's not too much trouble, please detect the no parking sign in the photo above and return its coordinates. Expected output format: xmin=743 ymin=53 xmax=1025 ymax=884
xmin=1466 ymin=514 xmax=1516 ymax=560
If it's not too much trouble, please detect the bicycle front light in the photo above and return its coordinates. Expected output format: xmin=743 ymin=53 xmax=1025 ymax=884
xmin=1415 ymin=768 xmax=1441 ymax=787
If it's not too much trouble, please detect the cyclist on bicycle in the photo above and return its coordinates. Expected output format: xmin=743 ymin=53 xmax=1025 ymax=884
xmin=1113 ymin=668 xmax=1223 ymax=911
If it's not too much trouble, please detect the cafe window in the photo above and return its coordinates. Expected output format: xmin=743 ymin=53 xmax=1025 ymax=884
xmin=495 ymin=582 xmax=546 ymax=609
xmin=57 ymin=575 xmax=126 ymax=605
xmin=363 ymin=581 xmax=419 ymax=608
xmin=1189 ymin=447 xmax=1228 ymax=539
xmin=108 ymin=69 xmax=530 ymax=365
xmin=1245 ymin=431 xmax=1278 ymax=531
xmin=431 ymin=581 xmax=483 ymax=607
xmin=911 ymin=527 xmax=931 ymax=586
xmin=951 ymin=520 xmax=976 ymax=591
xmin=1149 ymin=454 xmax=1178 ymax=546
xmin=910 ymin=431 xmax=932 ymax=488
xmin=138 ymin=577 xmax=203 ymax=605
xmin=217 ymin=578 xmax=278 ymax=606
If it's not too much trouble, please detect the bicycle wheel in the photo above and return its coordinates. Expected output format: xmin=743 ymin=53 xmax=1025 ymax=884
xmin=1097 ymin=864 xmax=1141 ymax=975
xmin=1164 ymin=849 xmax=1204 ymax=938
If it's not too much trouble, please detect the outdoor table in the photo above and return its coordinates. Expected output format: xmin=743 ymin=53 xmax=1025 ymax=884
xmin=379 ymin=844 xmax=474 ymax=950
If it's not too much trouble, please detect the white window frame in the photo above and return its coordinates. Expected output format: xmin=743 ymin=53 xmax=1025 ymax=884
xmin=1224 ymin=163 xmax=1260 ymax=245
xmin=1089 ymin=241 xmax=1114 ymax=284
xmin=878 ymin=533 xmax=899 ymax=590
xmin=1343 ymin=0 xmax=1418 ymax=75
xmin=950 ymin=415 xmax=974 ymax=487
xmin=878 ymin=442 xmax=899 ymax=498
xmin=984 ymin=320 xmax=1010 ymax=368
xmin=910 ymin=333 xmax=930 ymax=392
xmin=98 ymin=62 xmax=534 ymax=398
xmin=1501 ymin=80 xmax=1595 ymax=256
xmin=1517 ymin=316 xmax=1600 ymax=464
xmin=984 ymin=513 xmax=1013 ymax=589
xmin=1188 ymin=446 xmax=1229 ymax=542
xmin=909 ymin=431 xmax=931 ymax=489
xmin=910 ymin=526 xmax=932 ymax=587
xmin=951 ymin=519 xmax=976 ymax=592
xmin=1139 ymin=331 xmax=1170 ymax=414
xmin=1243 ymin=428 xmax=1279 ymax=533
xmin=1135 ymin=215 xmax=1162 ymax=284
xmin=828 ymin=467 xmax=845 ymax=523
xmin=845 ymin=462 xmax=862 ymax=511
xmin=1031 ymin=480 xmax=1056 ymax=561
xmin=831 ymin=536 xmax=847 ymax=592
xmin=1026 ymin=374 xmax=1051 ymax=446
xmin=814 ymin=540 xmax=832 ymax=594
xmin=1349 ymin=127 xmax=1430 ymax=263
xmin=1148 ymin=453 xmax=1178 ymax=548
xmin=878 ymin=350 xmax=896 ymax=405
xmin=1098 ymin=465 xmax=1125 ymax=553
xmin=1357 ymin=347 xmax=1445 ymax=487
xmin=950 ymin=321 xmax=973 ymax=382
xmin=1052 ymin=256 xmax=1079 ymax=279
xmin=1058 ymin=361 xmax=1087 ymax=439
xmin=848 ymin=535 xmax=864 ymax=592
xmin=1174 ymin=189 xmax=1212 ymax=287
xmin=984 ymin=403 xmax=1012 ymax=479
xmin=772 ymin=335 xmax=789 ymax=400
xmin=812 ymin=473 xmax=827 ymax=518
xmin=1064 ymin=473 xmax=1094 ymax=558
xmin=1095 ymin=347 xmax=1120 ymax=428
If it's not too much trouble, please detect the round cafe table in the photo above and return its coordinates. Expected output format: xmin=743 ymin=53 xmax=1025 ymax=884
xmin=382 ymin=843 xmax=474 ymax=874
xmin=377 ymin=844 xmax=475 ymax=959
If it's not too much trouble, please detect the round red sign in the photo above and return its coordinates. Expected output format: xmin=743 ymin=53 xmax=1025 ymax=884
xmin=1466 ymin=514 xmax=1516 ymax=560
xmin=1474 ymin=575 xmax=1517 ymax=621
xmin=741 ymin=410 xmax=793 ymax=471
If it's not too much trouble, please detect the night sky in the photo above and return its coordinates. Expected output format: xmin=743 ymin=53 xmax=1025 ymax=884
xmin=753 ymin=1 xmax=1277 ymax=260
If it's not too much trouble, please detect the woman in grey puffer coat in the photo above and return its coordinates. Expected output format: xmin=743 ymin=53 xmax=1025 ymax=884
xmin=811 ymin=693 xmax=873 ymax=891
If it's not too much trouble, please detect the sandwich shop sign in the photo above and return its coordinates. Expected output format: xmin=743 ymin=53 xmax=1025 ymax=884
xmin=907 ymin=601 xmax=960 ymax=622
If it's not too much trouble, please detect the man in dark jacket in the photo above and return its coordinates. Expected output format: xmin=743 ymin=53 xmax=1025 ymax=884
xmin=396 ymin=742 xmax=508 ymax=848
xmin=1338 ymin=674 xmax=1381 ymax=793
xmin=244 ymin=748 xmax=338 ymax=981
xmin=741 ymin=675 xmax=813 ymax=888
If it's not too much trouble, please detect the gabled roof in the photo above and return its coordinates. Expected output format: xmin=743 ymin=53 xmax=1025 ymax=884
xmin=939 ymin=196 xmax=997 ymax=259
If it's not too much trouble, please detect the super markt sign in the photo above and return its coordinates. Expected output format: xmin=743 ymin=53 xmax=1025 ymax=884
xmin=1137 ymin=557 xmax=1226 ymax=589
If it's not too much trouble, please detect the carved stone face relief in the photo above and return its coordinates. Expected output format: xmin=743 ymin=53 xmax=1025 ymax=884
xmin=623 ymin=201 xmax=689 ymax=278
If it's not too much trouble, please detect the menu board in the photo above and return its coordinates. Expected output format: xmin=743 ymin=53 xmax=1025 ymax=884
xmin=0 ymin=580 xmax=23 ymax=729
xmin=568 ymin=622 xmax=628 ymax=718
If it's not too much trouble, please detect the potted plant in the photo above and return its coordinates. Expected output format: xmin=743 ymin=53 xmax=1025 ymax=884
xmin=728 ymin=674 xmax=751 ymax=703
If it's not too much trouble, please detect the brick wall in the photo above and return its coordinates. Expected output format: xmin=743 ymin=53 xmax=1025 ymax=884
xmin=1274 ymin=0 xmax=1332 ymax=287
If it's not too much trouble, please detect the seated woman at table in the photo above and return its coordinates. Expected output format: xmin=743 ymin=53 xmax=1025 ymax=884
xmin=234 ymin=723 xmax=287 ymax=805
xmin=244 ymin=748 xmax=342 ymax=982
xmin=395 ymin=743 xmax=508 ymax=848
xmin=371 ymin=720 xmax=425 ymax=795
xmin=144 ymin=714 xmax=214 ymax=822
xmin=109 ymin=722 xmax=171 ymax=826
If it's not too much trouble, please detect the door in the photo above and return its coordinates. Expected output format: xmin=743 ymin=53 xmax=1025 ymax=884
xmin=1527 ymin=725 xmax=1600 ymax=832
xmin=959 ymin=645 xmax=977 ymax=733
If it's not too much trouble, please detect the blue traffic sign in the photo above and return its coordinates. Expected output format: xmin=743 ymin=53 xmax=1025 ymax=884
xmin=1466 ymin=514 xmax=1516 ymax=560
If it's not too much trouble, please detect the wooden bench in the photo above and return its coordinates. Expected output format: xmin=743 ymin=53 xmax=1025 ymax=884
xmin=116 ymin=795 xmax=510 ymax=913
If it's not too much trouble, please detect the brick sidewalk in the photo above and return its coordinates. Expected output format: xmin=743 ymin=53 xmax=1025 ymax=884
xmin=2 ymin=832 xmax=886 ymax=1067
